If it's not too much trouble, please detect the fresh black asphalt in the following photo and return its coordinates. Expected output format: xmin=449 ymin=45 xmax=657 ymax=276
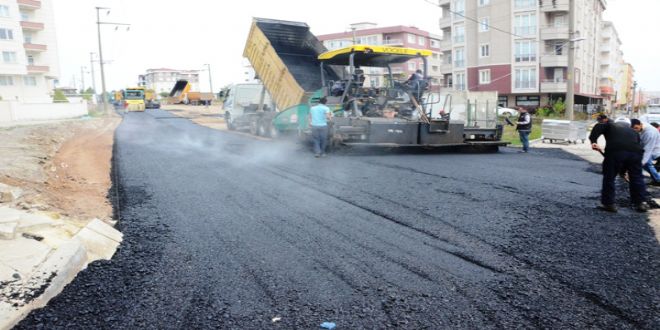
xmin=18 ymin=110 xmax=660 ymax=329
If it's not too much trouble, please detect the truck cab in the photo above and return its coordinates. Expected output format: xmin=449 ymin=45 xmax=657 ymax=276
xmin=124 ymin=87 xmax=146 ymax=112
xmin=223 ymin=83 xmax=279 ymax=136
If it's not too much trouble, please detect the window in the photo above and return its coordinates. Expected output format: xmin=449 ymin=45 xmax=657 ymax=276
xmin=418 ymin=36 xmax=425 ymax=46
xmin=24 ymin=76 xmax=37 ymax=86
xmin=514 ymin=40 xmax=536 ymax=62
xmin=454 ymin=72 xmax=466 ymax=90
xmin=478 ymin=0 xmax=490 ymax=6
xmin=2 ymin=51 xmax=17 ymax=63
xmin=553 ymin=14 xmax=567 ymax=27
xmin=24 ymin=32 xmax=32 ymax=43
xmin=0 ymin=5 xmax=9 ymax=18
xmin=453 ymin=24 xmax=465 ymax=43
xmin=0 ymin=28 xmax=13 ymax=40
xmin=430 ymin=39 xmax=439 ymax=48
xmin=432 ymin=53 xmax=440 ymax=60
xmin=20 ymin=12 xmax=28 ymax=21
xmin=515 ymin=95 xmax=540 ymax=107
xmin=514 ymin=13 xmax=537 ymax=36
xmin=27 ymin=54 xmax=34 ymax=65
xmin=479 ymin=70 xmax=491 ymax=84
xmin=408 ymin=34 xmax=416 ymax=43
xmin=480 ymin=44 xmax=490 ymax=57
xmin=0 ymin=75 xmax=13 ymax=86
xmin=498 ymin=95 xmax=508 ymax=107
xmin=432 ymin=65 xmax=439 ymax=72
xmin=479 ymin=17 xmax=489 ymax=32
xmin=514 ymin=68 xmax=537 ymax=89
xmin=454 ymin=0 xmax=465 ymax=19
xmin=454 ymin=47 xmax=464 ymax=68
xmin=408 ymin=62 xmax=416 ymax=70
xmin=514 ymin=0 xmax=535 ymax=9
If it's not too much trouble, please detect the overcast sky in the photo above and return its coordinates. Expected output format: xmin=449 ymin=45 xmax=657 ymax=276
xmin=52 ymin=0 xmax=660 ymax=93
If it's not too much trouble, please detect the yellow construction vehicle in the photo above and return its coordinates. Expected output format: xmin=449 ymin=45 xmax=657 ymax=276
xmin=124 ymin=87 xmax=146 ymax=112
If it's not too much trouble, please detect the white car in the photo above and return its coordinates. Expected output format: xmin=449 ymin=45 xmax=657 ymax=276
xmin=497 ymin=106 xmax=518 ymax=117
xmin=613 ymin=116 xmax=631 ymax=125
xmin=639 ymin=114 xmax=660 ymax=125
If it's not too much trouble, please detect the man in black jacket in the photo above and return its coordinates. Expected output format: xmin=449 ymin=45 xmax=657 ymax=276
xmin=590 ymin=114 xmax=648 ymax=212
xmin=516 ymin=107 xmax=532 ymax=153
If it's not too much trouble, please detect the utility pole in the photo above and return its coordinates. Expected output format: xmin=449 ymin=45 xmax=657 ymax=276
xmin=89 ymin=52 xmax=97 ymax=93
xmin=80 ymin=66 xmax=86 ymax=92
xmin=95 ymin=7 xmax=130 ymax=114
xmin=205 ymin=64 xmax=214 ymax=96
xmin=631 ymin=80 xmax=638 ymax=115
xmin=565 ymin=0 xmax=575 ymax=120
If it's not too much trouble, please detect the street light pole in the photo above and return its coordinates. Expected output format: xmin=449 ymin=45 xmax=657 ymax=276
xmin=80 ymin=66 xmax=86 ymax=92
xmin=95 ymin=7 xmax=130 ymax=115
xmin=565 ymin=0 xmax=575 ymax=120
xmin=631 ymin=80 xmax=638 ymax=115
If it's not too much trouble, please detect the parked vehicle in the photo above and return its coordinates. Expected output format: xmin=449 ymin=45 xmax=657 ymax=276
xmin=124 ymin=87 xmax=146 ymax=112
xmin=497 ymin=106 xmax=518 ymax=117
xmin=223 ymin=83 xmax=278 ymax=136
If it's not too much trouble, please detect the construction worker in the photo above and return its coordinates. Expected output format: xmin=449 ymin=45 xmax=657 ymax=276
xmin=309 ymin=96 xmax=332 ymax=158
xmin=516 ymin=107 xmax=532 ymax=153
xmin=630 ymin=119 xmax=660 ymax=185
xmin=590 ymin=114 xmax=648 ymax=213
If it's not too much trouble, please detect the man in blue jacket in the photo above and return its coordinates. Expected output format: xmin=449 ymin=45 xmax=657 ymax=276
xmin=309 ymin=97 xmax=332 ymax=158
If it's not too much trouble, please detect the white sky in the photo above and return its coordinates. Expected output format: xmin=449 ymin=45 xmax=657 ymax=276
xmin=51 ymin=0 xmax=660 ymax=92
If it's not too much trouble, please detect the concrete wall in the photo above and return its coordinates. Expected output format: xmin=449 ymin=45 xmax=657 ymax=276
xmin=0 ymin=101 xmax=87 ymax=123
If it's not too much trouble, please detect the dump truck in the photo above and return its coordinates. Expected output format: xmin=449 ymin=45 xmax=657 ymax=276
xmin=223 ymin=83 xmax=278 ymax=136
xmin=242 ymin=18 xmax=506 ymax=149
xmin=168 ymin=80 xmax=213 ymax=105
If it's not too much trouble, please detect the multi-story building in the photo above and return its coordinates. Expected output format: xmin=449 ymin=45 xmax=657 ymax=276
xmin=438 ymin=0 xmax=608 ymax=109
xmin=598 ymin=21 xmax=623 ymax=112
xmin=140 ymin=68 xmax=199 ymax=95
xmin=317 ymin=23 xmax=443 ymax=89
xmin=0 ymin=0 xmax=59 ymax=102
xmin=620 ymin=62 xmax=634 ymax=109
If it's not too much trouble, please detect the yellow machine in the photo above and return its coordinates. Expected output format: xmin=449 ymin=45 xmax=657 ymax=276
xmin=125 ymin=87 xmax=146 ymax=111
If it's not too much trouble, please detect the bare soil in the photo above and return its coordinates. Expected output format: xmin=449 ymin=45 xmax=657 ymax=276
xmin=0 ymin=117 xmax=120 ymax=222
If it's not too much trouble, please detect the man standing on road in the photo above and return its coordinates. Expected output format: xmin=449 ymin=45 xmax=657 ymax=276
xmin=516 ymin=107 xmax=532 ymax=153
xmin=590 ymin=114 xmax=648 ymax=213
xmin=309 ymin=96 xmax=332 ymax=158
xmin=630 ymin=119 xmax=660 ymax=185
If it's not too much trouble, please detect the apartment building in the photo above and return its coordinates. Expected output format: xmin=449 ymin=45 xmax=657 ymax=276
xmin=598 ymin=21 xmax=624 ymax=111
xmin=0 ymin=0 xmax=59 ymax=102
xmin=317 ymin=23 xmax=443 ymax=89
xmin=140 ymin=68 xmax=199 ymax=94
xmin=438 ymin=0 xmax=609 ymax=109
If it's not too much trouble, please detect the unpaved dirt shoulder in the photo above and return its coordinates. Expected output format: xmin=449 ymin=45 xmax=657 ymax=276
xmin=0 ymin=117 xmax=120 ymax=222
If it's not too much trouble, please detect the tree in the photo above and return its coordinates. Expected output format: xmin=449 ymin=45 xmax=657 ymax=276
xmin=159 ymin=92 xmax=169 ymax=99
xmin=553 ymin=97 xmax=566 ymax=116
xmin=52 ymin=89 xmax=69 ymax=103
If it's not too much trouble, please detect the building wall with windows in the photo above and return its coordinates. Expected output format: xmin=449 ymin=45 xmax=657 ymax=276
xmin=0 ymin=0 xmax=59 ymax=102
xmin=317 ymin=24 xmax=443 ymax=88
xmin=141 ymin=68 xmax=200 ymax=95
xmin=438 ymin=0 xmax=612 ymax=108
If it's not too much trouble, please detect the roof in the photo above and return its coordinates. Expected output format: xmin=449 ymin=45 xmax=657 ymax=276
xmin=317 ymin=25 xmax=430 ymax=41
xmin=318 ymin=45 xmax=431 ymax=67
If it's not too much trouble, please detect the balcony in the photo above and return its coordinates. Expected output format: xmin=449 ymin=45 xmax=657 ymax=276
xmin=540 ymin=0 xmax=569 ymax=12
xmin=17 ymin=0 xmax=41 ymax=10
xmin=541 ymin=79 xmax=567 ymax=93
xmin=20 ymin=21 xmax=44 ymax=31
xmin=541 ymin=25 xmax=569 ymax=40
xmin=439 ymin=38 xmax=452 ymax=50
xmin=540 ymin=54 xmax=568 ymax=67
xmin=382 ymin=39 xmax=403 ymax=46
xmin=437 ymin=0 xmax=450 ymax=5
xmin=439 ymin=16 xmax=451 ymax=29
xmin=27 ymin=65 xmax=49 ymax=73
xmin=23 ymin=43 xmax=47 ymax=52
xmin=440 ymin=63 xmax=453 ymax=73
xmin=600 ymin=45 xmax=611 ymax=53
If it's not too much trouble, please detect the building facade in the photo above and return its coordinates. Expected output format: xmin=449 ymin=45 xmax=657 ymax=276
xmin=438 ymin=0 xmax=613 ymax=109
xmin=0 ymin=0 xmax=59 ymax=102
xmin=598 ymin=21 xmax=623 ymax=111
xmin=140 ymin=68 xmax=199 ymax=95
xmin=316 ymin=23 xmax=443 ymax=89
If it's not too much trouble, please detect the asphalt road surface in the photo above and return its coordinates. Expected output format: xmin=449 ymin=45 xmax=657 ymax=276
xmin=18 ymin=110 xmax=660 ymax=329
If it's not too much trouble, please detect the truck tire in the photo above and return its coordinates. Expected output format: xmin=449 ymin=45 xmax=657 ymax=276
xmin=226 ymin=113 xmax=236 ymax=130
xmin=250 ymin=120 xmax=259 ymax=136
xmin=258 ymin=120 xmax=268 ymax=137
xmin=269 ymin=123 xmax=279 ymax=139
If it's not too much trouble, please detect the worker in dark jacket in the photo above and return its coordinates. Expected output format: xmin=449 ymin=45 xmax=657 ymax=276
xmin=590 ymin=114 xmax=648 ymax=212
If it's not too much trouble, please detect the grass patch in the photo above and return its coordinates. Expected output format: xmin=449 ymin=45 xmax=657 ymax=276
xmin=501 ymin=117 xmax=543 ymax=145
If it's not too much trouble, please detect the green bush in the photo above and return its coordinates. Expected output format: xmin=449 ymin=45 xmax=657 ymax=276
xmin=52 ymin=89 xmax=68 ymax=103
xmin=553 ymin=98 xmax=566 ymax=116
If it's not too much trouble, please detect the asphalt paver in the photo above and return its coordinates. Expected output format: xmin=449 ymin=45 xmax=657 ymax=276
xmin=17 ymin=110 xmax=660 ymax=329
